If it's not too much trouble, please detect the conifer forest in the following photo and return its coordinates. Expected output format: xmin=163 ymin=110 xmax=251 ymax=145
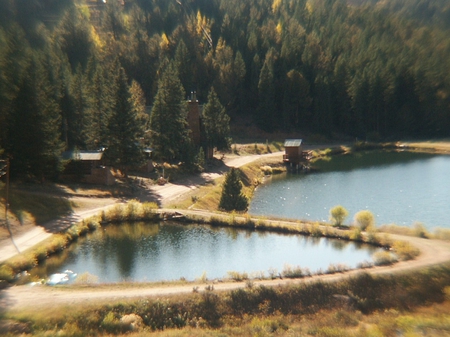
xmin=0 ymin=0 xmax=449 ymax=179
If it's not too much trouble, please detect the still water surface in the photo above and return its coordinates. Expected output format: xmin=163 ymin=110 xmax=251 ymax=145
xmin=250 ymin=151 xmax=450 ymax=229
xmin=32 ymin=222 xmax=380 ymax=282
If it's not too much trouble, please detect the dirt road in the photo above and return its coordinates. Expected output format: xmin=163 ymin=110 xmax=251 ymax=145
xmin=2 ymin=228 xmax=450 ymax=312
xmin=2 ymin=149 xmax=450 ymax=312
xmin=0 ymin=151 xmax=283 ymax=263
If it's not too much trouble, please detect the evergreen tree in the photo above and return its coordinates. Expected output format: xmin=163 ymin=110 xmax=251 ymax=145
xmin=202 ymin=87 xmax=230 ymax=151
xmin=257 ymin=56 xmax=276 ymax=132
xmin=219 ymin=168 xmax=248 ymax=211
xmin=6 ymin=54 xmax=63 ymax=179
xmin=106 ymin=61 xmax=145 ymax=175
xmin=67 ymin=65 xmax=88 ymax=149
xmin=282 ymin=69 xmax=311 ymax=130
xmin=149 ymin=62 xmax=191 ymax=161
xmin=84 ymin=64 xmax=113 ymax=150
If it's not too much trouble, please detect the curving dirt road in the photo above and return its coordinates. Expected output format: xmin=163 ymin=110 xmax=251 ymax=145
xmin=2 ymin=149 xmax=450 ymax=312
xmin=0 ymin=151 xmax=283 ymax=264
xmin=2 ymin=228 xmax=450 ymax=312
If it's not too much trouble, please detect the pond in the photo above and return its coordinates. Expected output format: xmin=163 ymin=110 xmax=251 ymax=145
xmin=30 ymin=222 xmax=381 ymax=283
xmin=250 ymin=150 xmax=450 ymax=229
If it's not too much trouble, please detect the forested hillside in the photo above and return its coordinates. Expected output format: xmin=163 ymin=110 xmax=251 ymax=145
xmin=0 ymin=0 xmax=449 ymax=179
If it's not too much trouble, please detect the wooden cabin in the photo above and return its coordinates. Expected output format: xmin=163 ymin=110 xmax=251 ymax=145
xmin=61 ymin=150 xmax=115 ymax=185
xmin=283 ymin=139 xmax=303 ymax=165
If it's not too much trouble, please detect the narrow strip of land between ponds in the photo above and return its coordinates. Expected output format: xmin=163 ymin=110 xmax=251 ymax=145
xmin=1 ymin=221 xmax=450 ymax=312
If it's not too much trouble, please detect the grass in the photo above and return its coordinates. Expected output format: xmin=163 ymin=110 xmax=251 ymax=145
xmin=0 ymin=202 xmax=160 ymax=282
xmin=4 ymin=265 xmax=450 ymax=336
xmin=167 ymin=155 xmax=286 ymax=211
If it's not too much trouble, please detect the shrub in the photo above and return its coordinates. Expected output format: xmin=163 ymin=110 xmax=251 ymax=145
xmin=8 ymin=253 xmax=38 ymax=272
xmin=33 ymin=246 xmax=48 ymax=262
xmin=282 ymin=264 xmax=310 ymax=278
xmin=85 ymin=216 xmax=101 ymax=231
xmin=366 ymin=227 xmax=379 ymax=244
xmin=228 ymin=271 xmax=249 ymax=281
xmin=350 ymin=227 xmax=363 ymax=241
xmin=0 ymin=264 xmax=15 ymax=282
xmin=326 ymin=263 xmax=350 ymax=274
xmin=141 ymin=202 xmax=158 ymax=219
xmin=392 ymin=241 xmax=420 ymax=261
xmin=329 ymin=205 xmax=349 ymax=227
xmin=372 ymin=251 xmax=397 ymax=266
xmin=47 ymin=234 xmax=68 ymax=254
xmin=310 ymin=222 xmax=322 ymax=237
xmin=260 ymin=165 xmax=273 ymax=175
xmin=354 ymin=210 xmax=375 ymax=231
xmin=434 ymin=228 xmax=450 ymax=240
xmin=104 ymin=204 xmax=126 ymax=222
xmin=74 ymin=272 xmax=99 ymax=284
xmin=413 ymin=222 xmax=429 ymax=238
xmin=101 ymin=311 xmax=122 ymax=333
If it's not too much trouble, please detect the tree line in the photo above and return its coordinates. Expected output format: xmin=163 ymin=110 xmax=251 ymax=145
xmin=0 ymin=0 xmax=449 ymax=179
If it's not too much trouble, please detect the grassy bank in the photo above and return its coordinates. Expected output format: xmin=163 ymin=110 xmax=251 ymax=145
xmin=0 ymin=201 xmax=159 ymax=282
xmin=167 ymin=155 xmax=286 ymax=211
xmin=3 ymin=265 xmax=450 ymax=336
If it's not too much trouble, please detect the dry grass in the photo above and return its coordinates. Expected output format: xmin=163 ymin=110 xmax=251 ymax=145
xmin=406 ymin=140 xmax=450 ymax=153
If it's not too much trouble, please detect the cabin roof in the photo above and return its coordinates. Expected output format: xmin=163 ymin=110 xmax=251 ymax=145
xmin=62 ymin=151 xmax=104 ymax=161
xmin=284 ymin=139 xmax=303 ymax=147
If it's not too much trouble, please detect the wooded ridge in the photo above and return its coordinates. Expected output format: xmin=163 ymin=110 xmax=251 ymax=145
xmin=0 ymin=0 xmax=449 ymax=179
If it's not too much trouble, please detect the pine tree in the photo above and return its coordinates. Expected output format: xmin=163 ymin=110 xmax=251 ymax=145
xmin=106 ymin=61 xmax=145 ymax=174
xmin=202 ymin=87 xmax=230 ymax=151
xmin=6 ymin=54 xmax=63 ymax=179
xmin=219 ymin=168 xmax=248 ymax=211
xmin=149 ymin=62 xmax=191 ymax=161
xmin=257 ymin=57 xmax=276 ymax=132
xmin=67 ymin=65 xmax=88 ymax=149
xmin=85 ymin=65 xmax=113 ymax=150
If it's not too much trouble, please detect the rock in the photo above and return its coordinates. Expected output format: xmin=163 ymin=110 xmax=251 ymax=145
xmin=120 ymin=314 xmax=143 ymax=331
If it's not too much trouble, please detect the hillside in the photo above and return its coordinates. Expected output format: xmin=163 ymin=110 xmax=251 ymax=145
xmin=0 ymin=0 xmax=449 ymax=180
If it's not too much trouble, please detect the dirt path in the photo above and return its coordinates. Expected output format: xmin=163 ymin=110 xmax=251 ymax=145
xmin=0 ymin=152 xmax=283 ymax=263
xmin=2 ymin=229 xmax=450 ymax=312
xmin=2 ymin=148 xmax=450 ymax=312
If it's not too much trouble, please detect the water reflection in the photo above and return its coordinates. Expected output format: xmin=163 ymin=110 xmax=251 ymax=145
xmin=30 ymin=222 xmax=382 ymax=283
xmin=250 ymin=151 xmax=450 ymax=228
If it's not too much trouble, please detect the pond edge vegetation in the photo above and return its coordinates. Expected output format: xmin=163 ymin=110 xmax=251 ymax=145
xmin=0 ymin=200 xmax=423 ymax=284
xmin=3 ymin=141 xmax=450 ymax=284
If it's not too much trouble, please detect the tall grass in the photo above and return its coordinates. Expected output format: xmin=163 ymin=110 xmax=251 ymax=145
xmin=6 ymin=265 xmax=450 ymax=336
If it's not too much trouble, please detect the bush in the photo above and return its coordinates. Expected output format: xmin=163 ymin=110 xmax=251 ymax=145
xmin=372 ymin=251 xmax=397 ymax=266
xmin=354 ymin=210 xmax=375 ymax=231
xmin=350 ymin=227 xmax=363 ymax=241
xmin=74 ymin=272 xmax=99 ymax=284
xmin=8 ymin=253 xmax=38 ymax=272
xmin=228 ymin=271 xmax=249 ymax=281
xmin=260 ymin=165 xmax=273 ymax=175
xmin=0 ymin=264 xmax=15 ymax=282
xmin=282 ymin=264 xmax=310 ymax=278
xmin=329 ymin=205 xmax=349 ymax=227
xmin=47 ymin=234 xmax=68 ymax=254
xmin=392 ymin=241 xmax=420 ymax=261
xmin=413 ymin=222 xmax=429 ymax=238
xmin=141 ymin=202 xmax=158 ymax=219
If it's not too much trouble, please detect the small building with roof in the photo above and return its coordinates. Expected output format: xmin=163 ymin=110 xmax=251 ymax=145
xmin=61 ymin=150 xmax=115 ymax=185
xmin=283 ymin=139 xmax=304 ymax=166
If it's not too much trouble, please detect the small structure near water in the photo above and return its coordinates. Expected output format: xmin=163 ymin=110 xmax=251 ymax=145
xmin=283 ymin=139 xmax=312 ymax=171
